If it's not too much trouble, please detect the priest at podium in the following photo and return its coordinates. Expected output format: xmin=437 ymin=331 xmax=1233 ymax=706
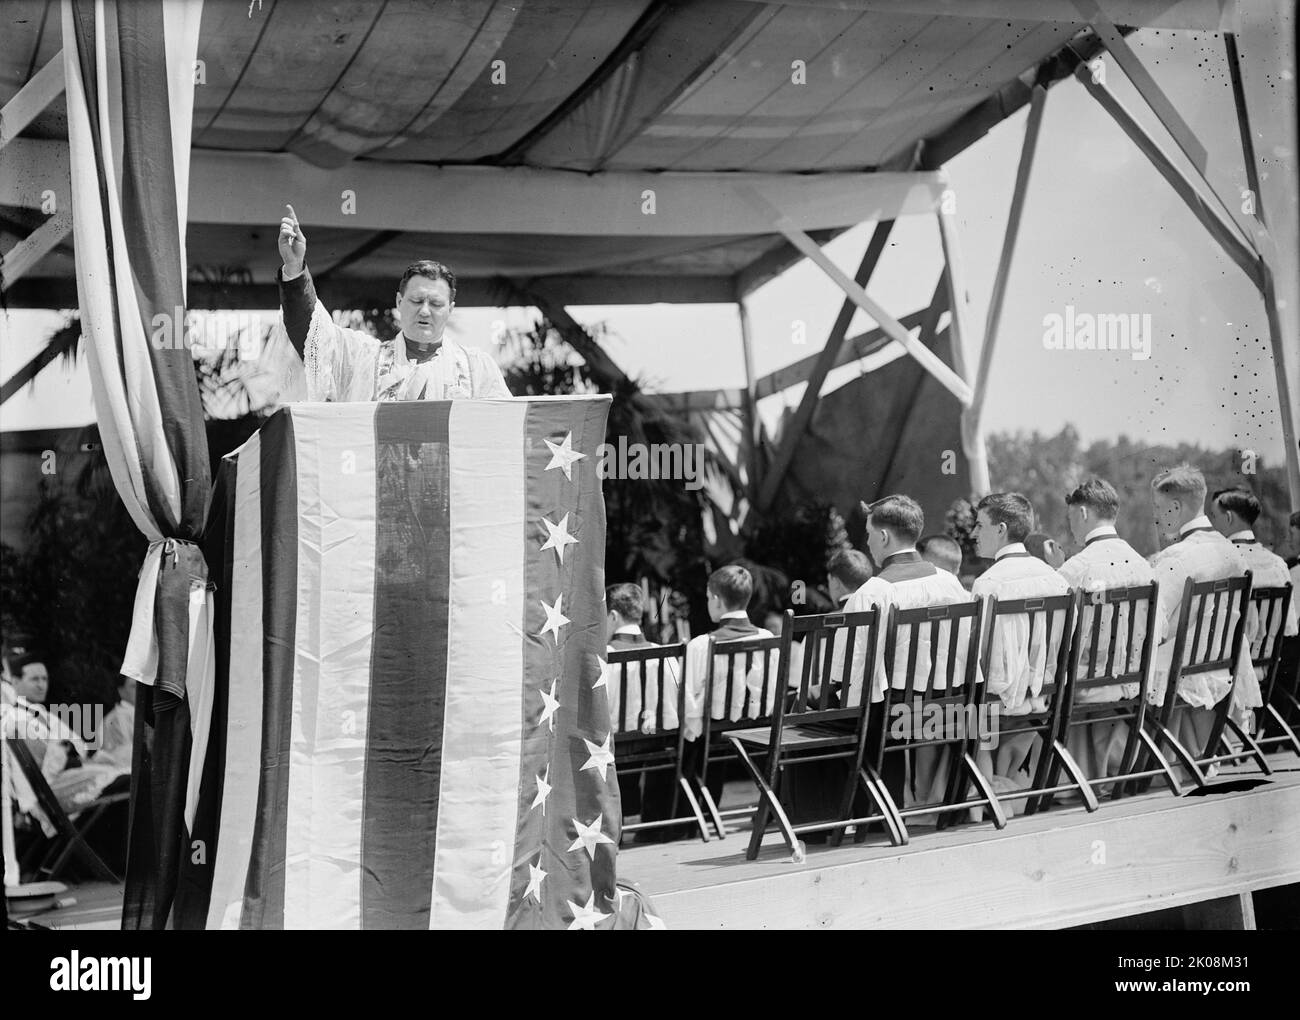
xmin=270 ymin=204 xmax=513 ymax=402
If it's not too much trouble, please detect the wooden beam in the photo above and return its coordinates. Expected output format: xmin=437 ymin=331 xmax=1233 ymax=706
xmin=0 ymin=320 xmax=79 ymax=406
xmin=0 ymin=274 xmax=740 ymax=310
xmin=0 ymin=207 xmax=71 ymax=290
xmin=1073 ymin=62 xmax=1263 ymax=291
xmin=741 ymin=186 xmax=974 ymax=409
xmin=1 ymin=137 xmax=949 ymax=238
xmin=0 ymin=53 xmax=64 ymax=151
xmin=753 ymin=311 xmax=928 ymax=401
xmin=1224 ymin=31 xmax=1299 ymax=505
xmin=314 ymin=230 xmax=403 ymax=281
xmin=756 ymin=219 xmax=897 ymax=512
xmin=736 ymin=296 xmax=762 ymax=496
xmin=495 ymin=275 xmax=632 ymax=390
xmin=961 ymin=83 xmax=1046 ymax=499
xmin=733 ymin=229 xmax=843 ymax=298
xmin=1074 ymin=1 xmax=1208 ymax=173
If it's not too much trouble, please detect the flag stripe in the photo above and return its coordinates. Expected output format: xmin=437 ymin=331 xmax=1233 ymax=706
xmin=281 ymin=406 xmax=379 ymax=928
xmin=430 ymin=400 xmax=528 ymax=929
xmin=362 ymin=402 xmax=452 ymax=928
xmin=204 ymin=442 xmax=265 ymax=929
xmin=116 ymin=0 xmax=208 ymax=534
xmin=241 ymin=412 xmax=299 ymax=929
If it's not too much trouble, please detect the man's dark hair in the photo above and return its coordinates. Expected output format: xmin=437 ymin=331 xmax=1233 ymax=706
xmin=865 ymin=494 xmax=924 ymax=544
xmin=827 ymin=548 xmax=872 ymax=589
xmin=3 ymin=650 xmax=43 ymax=679
xmin=1212 ymin=487 xmax=1261 ymax=526
xmin=1025 ymin=532 xmax=1055 ymax=562
xmin=1064 ymin=477 xmax=1120 ymax=519
xmin=399 ymin=260 xmax=457 ymax=302
xmin=708 ymin=565 xmax=753 ymax=612
xmin=1291 ymin=510 xmax=1300 ymax=529
xmin=606 ymin=583 xmax=645 ymax=624
xmin=977 ymin=492 xmax=1035 ymax=544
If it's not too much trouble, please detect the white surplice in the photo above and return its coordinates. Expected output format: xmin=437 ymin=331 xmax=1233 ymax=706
xmin=1149 ymin=518 xmax=1260 ymax=725
xmin=605 ymin=626 xmax=682 ymax=735
xmin=971 ymin=544 xmax=1071 ymax=715
xmin=682 ymin=613 xmax=777 ymax=741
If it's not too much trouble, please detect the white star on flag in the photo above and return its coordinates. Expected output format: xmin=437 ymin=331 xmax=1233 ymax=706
xmin=539 ymin=594 xmax=570 ymax=643
xmin=543 ymin=432 xmax=586 ymax=481
xmin=539 ymin=513 xmax=579 ymax=564
xmin=568 ymin=814 xmax=615 ymax=859
xmin=525 ymin=859 xmax=547 ymax=903
xmin=593 ymin=655 xmax=608 ymax=691
xmin=580 ymin=734 xmax=616 ymax=782
xmin=538 ymin=679 xmax=561 ymax=731
xmin=566 ymin=892 xmax=611 ymax=931
xmin=531 ymin=765 xmax=552 ymax=813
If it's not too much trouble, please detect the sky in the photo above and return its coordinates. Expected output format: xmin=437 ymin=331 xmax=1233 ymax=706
xmin=1 ymin=23 xmax=1293 ymax=468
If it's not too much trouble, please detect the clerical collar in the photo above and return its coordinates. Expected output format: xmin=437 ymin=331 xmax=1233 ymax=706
xmin=1084 ymin=524 xmax=1119 ymax=545
xmin=613 ymin=624 xmax=643 ymax=637
xmin=403 ymin=336 xmax=445 ymax=364
xmin=1178 ymin=515 xmax=1215 ymax=541
xmin=1228 ymin=530 xmax=1256 ymax=545
xmin=995 ymin=543 xmax=1030 ymax=560
xmin=881 ymin=548 xmax=919 ymax=565
xmin=719 ymin=610 xmax=750 ymax=621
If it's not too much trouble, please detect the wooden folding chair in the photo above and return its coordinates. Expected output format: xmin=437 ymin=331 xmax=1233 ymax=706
xmin=696 ymin=632 xmax=785 ymax=838
xmin=729 ymin=607 xmax=898 ymax=861
xmin=860 ymin=599 xmax=1003 ymax=846
xmin=978 ymin=591 xmax=1099 ymax=815
xmin=1144 ymin=573 xmax=1269 ymax=787
xmin=1041 ymin=581 xmax=1182 ymax=805
xmin=1248 ymin=584 xmax=1300 ymax=761
xmin=5 ymin=737 xmax=122 ymax=884
xmin=606 ymin=642 xmax=712 ymax=842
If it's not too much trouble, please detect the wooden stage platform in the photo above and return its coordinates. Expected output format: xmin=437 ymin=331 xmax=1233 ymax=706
xmin=619 ymin=763 xmax=1300 ymax=930
xmin=11 ymin=761 xmax=1299 ymax=931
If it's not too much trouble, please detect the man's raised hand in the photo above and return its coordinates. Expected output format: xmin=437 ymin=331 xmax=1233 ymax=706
xmin=279 ymin=204 xmax=307 ymax=278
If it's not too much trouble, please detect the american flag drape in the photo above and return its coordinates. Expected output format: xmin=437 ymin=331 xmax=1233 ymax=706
xmin=60 ymin=0 xmax=212 ymax=929
xmin=177 ymin=398 xmax=661 ymax=929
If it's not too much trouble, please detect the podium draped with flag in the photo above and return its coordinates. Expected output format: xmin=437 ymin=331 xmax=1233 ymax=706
xmin=174 ymin=396 xmax=658 ymax=929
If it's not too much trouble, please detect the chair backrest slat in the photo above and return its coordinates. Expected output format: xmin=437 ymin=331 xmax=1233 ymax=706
xmin=1169 ymin=574 xmax=1252 ymax=681
xmin=605 ymin=642 xmax=687 ymax=738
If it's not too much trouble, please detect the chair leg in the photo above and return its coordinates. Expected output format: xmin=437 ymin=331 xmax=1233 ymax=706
xmin=829 ymin=763 xmax=862 ymax=848
xmin=698 ymin=785 xmax=727 ymax=840
xmin=1048 ymin=740 xmax=1099 ymax=813
xmin=728 ymin=739 xmax=777 ymax=860
xmin=677 ymin=777 xmax=711 ymax=843
xmin=860 ymin=766 xmax=908 ymax=847
xmin=1263 ymin=704 xmax=1300 ymax=759
xmin=1221 ymin=716 xmax=1273 ymax=776
xmin=1133 ymin=726 xmax=1184 ymax=797
xmin=962 ymin=753 xmax=1007 ymax=829
xmin=1154 ymin=722 xmax=1207 ymax=789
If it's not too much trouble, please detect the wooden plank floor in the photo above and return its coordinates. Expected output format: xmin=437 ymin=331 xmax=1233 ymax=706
xmin=620 ymin=761 xmax=1300 ymax=929
xmin=16 ymin=761 xmax=1299 ymax=931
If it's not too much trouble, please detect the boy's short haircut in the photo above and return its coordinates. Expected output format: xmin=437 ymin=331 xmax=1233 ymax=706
xmin=917 ymin=533 xmax=962 ymax=572
xmin=605 ymin=583 xmax=645 ymax=623
xmin=1151 ymin=463 xmax=1207 ymax=505
xmin=976 ymin=492 xmax=1035 ymax=544
xmin=827 ymin=548 xmax=873 ymax=589
xmin=864 ymin=495 xmax=924 ymax=544
xmin=708 ymin=564 xmax=754 ymax=612
xmin=1064 ymin=477 xmax=1119 ymax=519
xmin=1212 ymin=488 xmax=1261 ymax=526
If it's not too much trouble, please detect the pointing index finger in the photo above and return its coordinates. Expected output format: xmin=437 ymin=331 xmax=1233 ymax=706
xmin=285 ymin=204 xmax=300 ymax=229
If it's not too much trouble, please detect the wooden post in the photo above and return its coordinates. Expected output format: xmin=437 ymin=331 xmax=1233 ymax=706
xmin=1224 ymin=31 xmax=1300 ymax=507
xmin=736 ymin=296 xmax=762 ymax=497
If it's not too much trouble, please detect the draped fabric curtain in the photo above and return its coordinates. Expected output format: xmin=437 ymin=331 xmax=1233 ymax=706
xmin=61 ymin=0 xmax=211 ymax=930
